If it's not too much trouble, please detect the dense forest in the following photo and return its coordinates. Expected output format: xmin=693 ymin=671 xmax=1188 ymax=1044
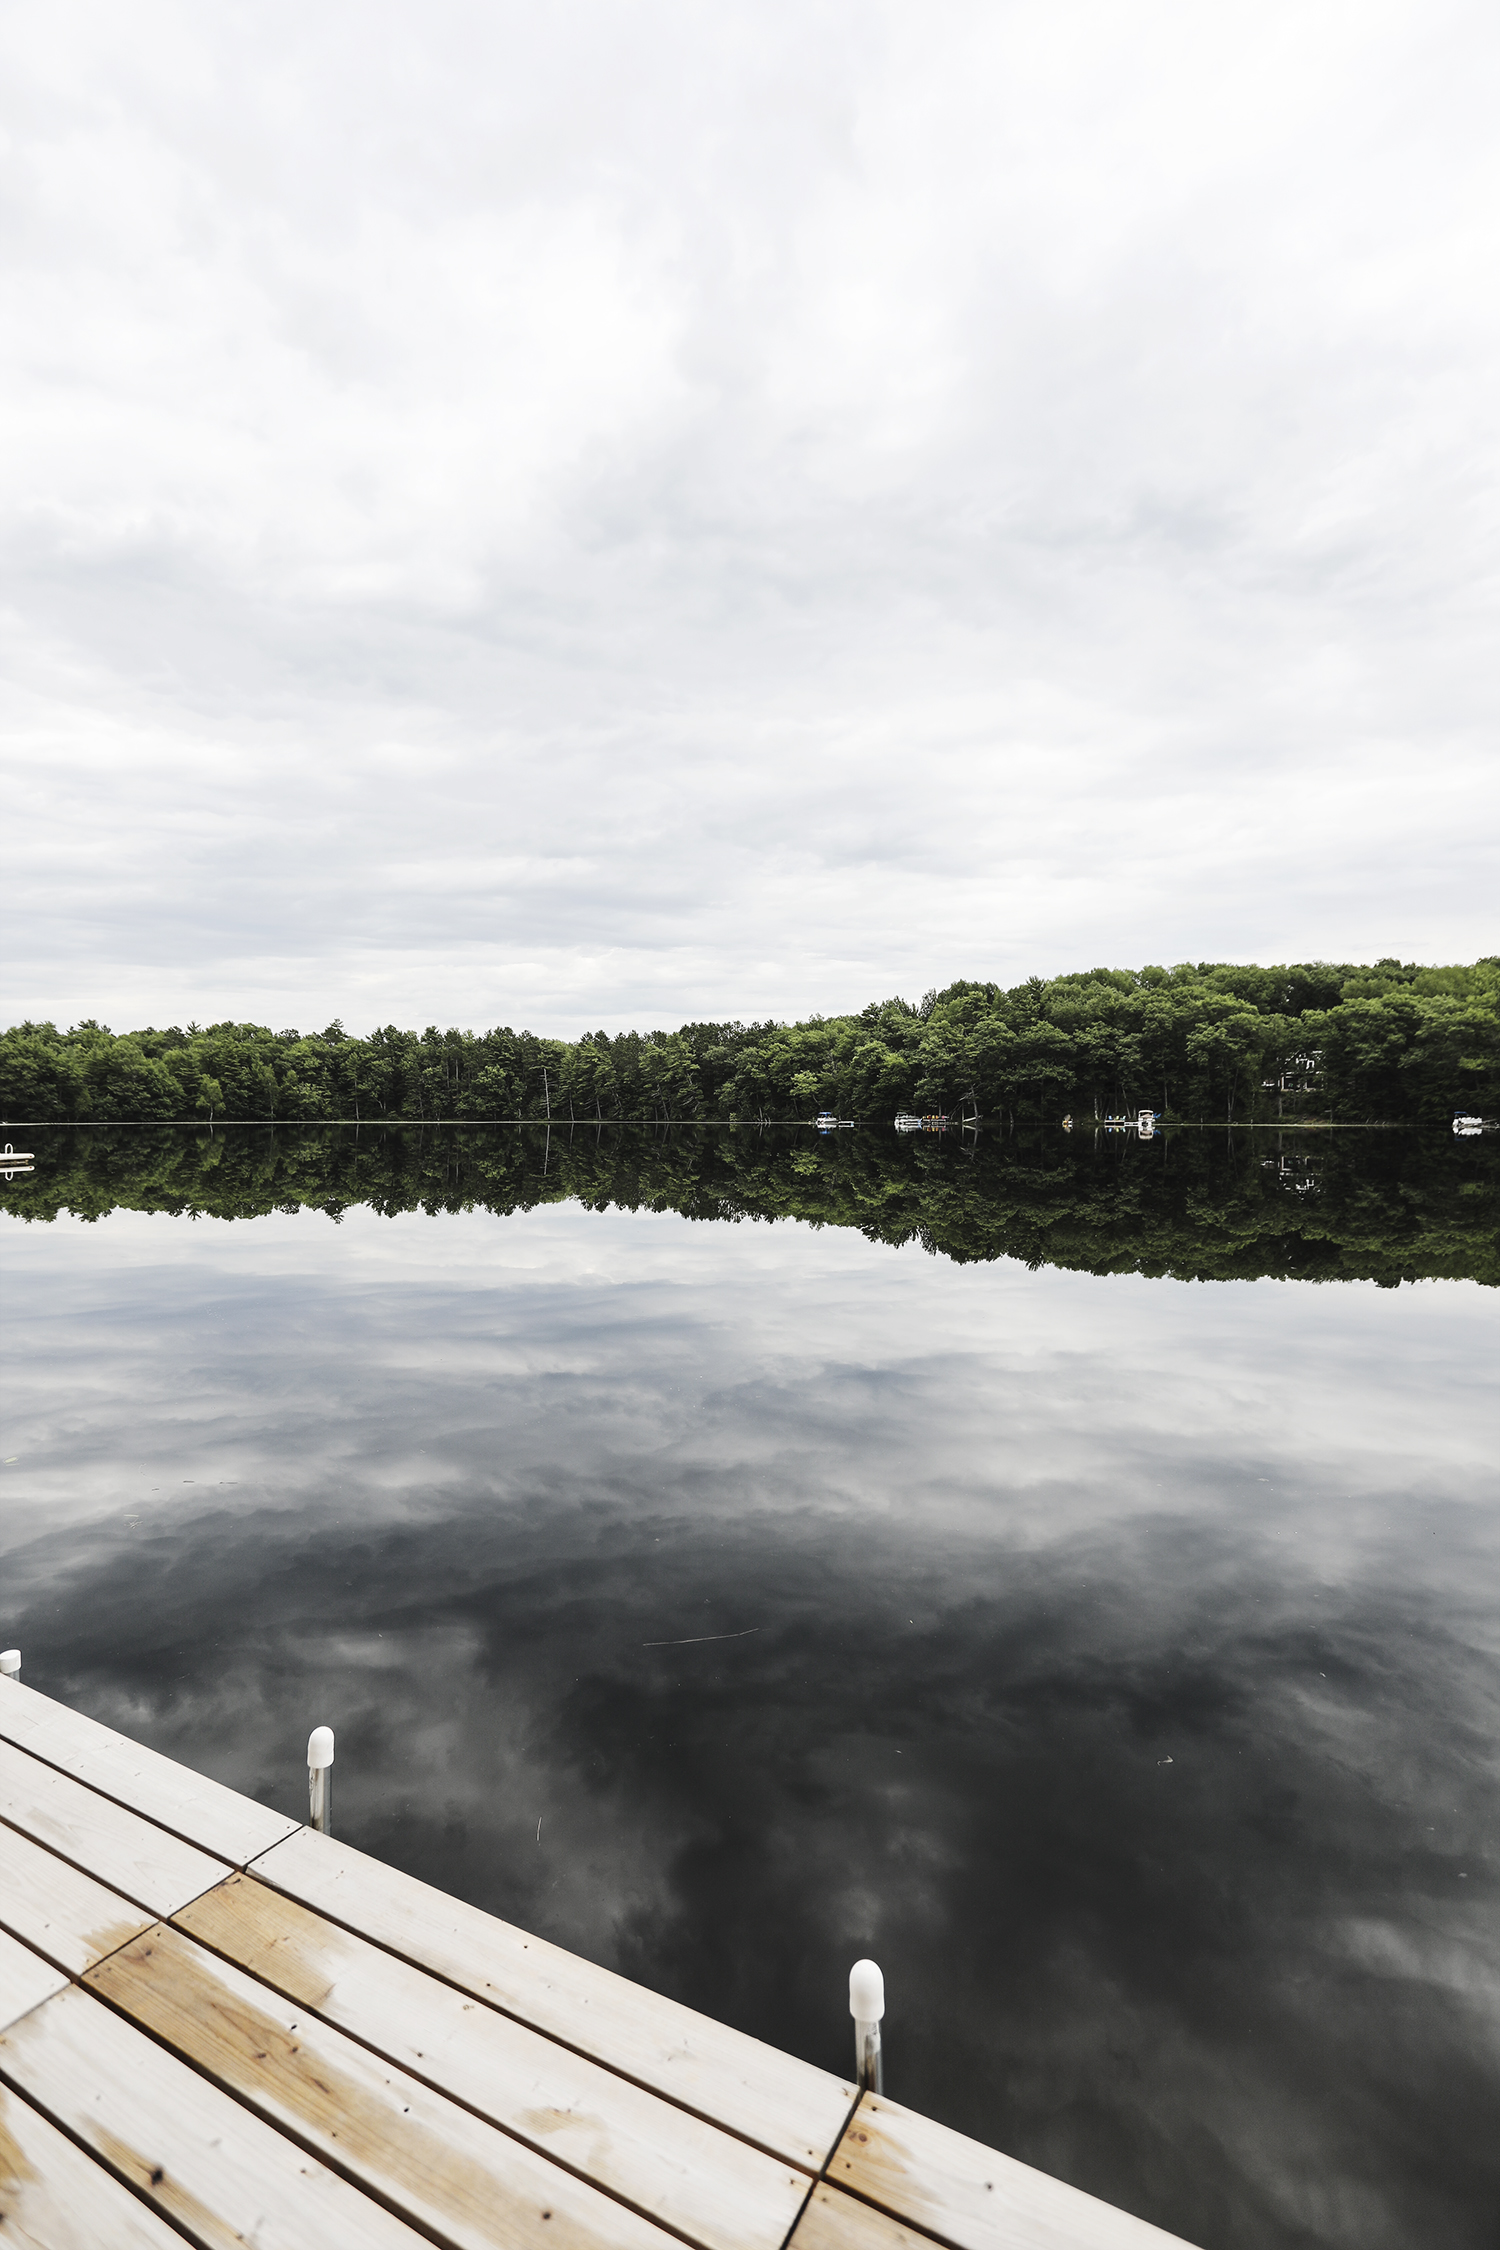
xmin=3 ymin=958 xmax=1497 ymax=1126
xmin=4 ymin=1121 xmax=1495 ymax=1287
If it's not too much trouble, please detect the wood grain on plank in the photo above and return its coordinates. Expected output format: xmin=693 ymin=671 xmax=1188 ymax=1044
xmin=0 ymin=1738 xmax=229 ymax=1917
xmin=0 ymin=1680 xmax=296 ymax=1866
xmin=174 ymin=1870 xmax=811 ymax=2250
xmin=86 ymin=1920 xmax=686 ymax=2250
xmin=827 ymin=2097 xmax=1200 ymax=2250
xmin=0 ymin=1820 xmax=158 ymax=1975
xmin=0 ymin=1980 xmax=431 ymax=2250
xmin=0 ymin=2079 xmax=190 ymax=2250
xmin=788 ymin=2183 xmax=947 ymax=2250
xmin=251 ymin=1826 xmax=855 ymax=2169
xmin=0 ymin=1934 xmax=67 ymax=2036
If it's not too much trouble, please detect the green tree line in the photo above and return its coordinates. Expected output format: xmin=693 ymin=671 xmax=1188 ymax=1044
xmin=3 ymin=958 xmax=1497 ymax=1126
xmin=4 ymin=1121 xmax=1495 ymax=1287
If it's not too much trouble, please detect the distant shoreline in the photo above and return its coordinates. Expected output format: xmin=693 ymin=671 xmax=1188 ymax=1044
xmin=0 ymin=1115 xmax=1435 ymax=1132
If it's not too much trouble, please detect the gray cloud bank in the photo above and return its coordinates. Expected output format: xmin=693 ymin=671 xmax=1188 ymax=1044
xmin=2 ymin=0 xmax=1497 ymax=1033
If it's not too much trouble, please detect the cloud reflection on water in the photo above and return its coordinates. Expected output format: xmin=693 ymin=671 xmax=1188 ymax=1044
xmin=2 ymin=1201 xmax=1497 ymax=2249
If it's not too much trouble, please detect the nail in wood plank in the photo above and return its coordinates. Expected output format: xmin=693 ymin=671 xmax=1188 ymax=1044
xmin=250 ymin=1826 xmax=854 ymax=2170
xmin=0 ymin=1981 xmax=431 ymax=2250
xmin=0 ymin=1679 xmax=297 ymax=1867
xmin=827 ymin=2096 xmax=1199 ymax=2250
xmin=174 ymin=1871 xmax=812 ymax=2250
xmin=86 ymin=1921 xmax=689 ymax=2250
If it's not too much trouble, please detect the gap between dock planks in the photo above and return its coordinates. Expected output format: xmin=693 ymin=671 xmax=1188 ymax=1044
xmin=3 ymin=1873 xmax=677 ymax=2250
xmin=165 ymin=1872 xmax=812 ymax=2250
xmin=245 ymin=1822 xmax=857 ymax=2172
xmin=823 ymin=2099 xmax=1197 ymax=2250
xmin=0 ymin=1927 xmax=68 ymax=2033
xmin=0 ymin=1735 xmax=230 ymax=1921
xmin=0 ymin=1680 xmax=1201 ymax=2250
xmin=0 ymin=1818 xmax=160 ymax=1977
xmin=0 ymin=2074 xmax=194 ymax=2250
xmin=1 ymin=1977 xmax=441 ymax=2250
xmin=85 ymin=1919 xmax=735 ymax=2250
xmin=0 ymin=1676 xmax=297 ymax=1866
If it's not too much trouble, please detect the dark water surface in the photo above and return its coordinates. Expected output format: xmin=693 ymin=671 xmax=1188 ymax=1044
xmin=2 ymin=1126 xmax=1497 ymax=2250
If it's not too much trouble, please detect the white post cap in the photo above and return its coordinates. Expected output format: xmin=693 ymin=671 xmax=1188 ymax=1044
xmin=849 ymin=1958 xmax=884 ymax=2021
xmin=0 ymin=1650 xmax=19 ymax=1677
xmin=307 ymin=1726 xmax=335 ymax=1769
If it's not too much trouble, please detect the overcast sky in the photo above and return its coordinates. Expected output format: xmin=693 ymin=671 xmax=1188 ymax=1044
xmin=2 ymin=0 xmax=1496 ymax=1036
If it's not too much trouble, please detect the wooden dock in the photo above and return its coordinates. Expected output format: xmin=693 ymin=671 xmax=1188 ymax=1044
xmin=0 ymin=1677 xmax=1194 ymax=2250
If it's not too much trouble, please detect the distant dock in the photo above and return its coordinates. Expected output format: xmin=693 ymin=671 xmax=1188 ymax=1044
xmin=0 ymin=1673 xmax=1192 ymax=2248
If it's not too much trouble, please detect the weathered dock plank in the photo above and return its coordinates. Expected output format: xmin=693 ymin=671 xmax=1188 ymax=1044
xmin=85 ymin=1919 xmax=688 ymax=2250
xmin=789 ymin=2182 xmax=956 ymax=2250
xmin=828 ymin=2094 xmax=1195 ymax=2250
xmin=0 ymin=1979 xmax=435 ymax=2249
xmin=0 ymin=1679 xmax=1202 ymax=2250
xmin=0 ymin=1821 xmax=155 ymax=1977
xmin=173 ymin=1870 xmax=813 ymax=2250
xmin=0 ymin=1738 xmax=228 ymax=1919
xmin=0 ymin=1933 xmax=67 ymax=2036
xmin=251 ymin=1823 xmax=857 ymax=2169
xmin=0 ymin=1678 xmax=297 ymax=1865
xmin=0 ymin=2079 xmax=192 ymax=2250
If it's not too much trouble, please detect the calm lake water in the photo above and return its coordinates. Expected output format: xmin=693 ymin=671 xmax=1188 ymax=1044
xmin=2 ymin=1126 xmax=1497 ymax=2250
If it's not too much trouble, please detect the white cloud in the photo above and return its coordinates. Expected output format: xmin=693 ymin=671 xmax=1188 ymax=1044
xmin=1 ymin=0 xmax=1497 ymax=1033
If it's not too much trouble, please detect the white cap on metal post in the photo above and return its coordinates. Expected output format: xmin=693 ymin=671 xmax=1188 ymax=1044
xmin=307 ymin=1726 xmax=335 ymax=1835
xmin=849 ymin=1959 xmax=884 ymax=2022
xmin=0 ymin=1650 xmax=20 ymax=1679
xmin=849 ymin=1958 xmax=885 ymax=2095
